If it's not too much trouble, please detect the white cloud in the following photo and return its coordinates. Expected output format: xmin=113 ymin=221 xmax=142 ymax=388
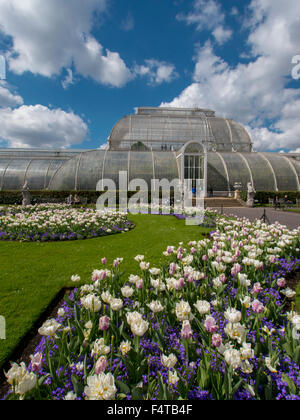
xmin=98 ymin=142 xmax=108 ymax=150
xmin=0 ymin=105 xmax=88 ymax=148
xmin=62 ymin=69 xmax=75 ymax=90
xmin=135 ymin=59 xmax=178 ymax=85
xmin=212 ymin=26 xmax=232 ymax=45
xmin=162 ymin=0 xmax=300 ymax=152
xmin=0 ymin=81 xmax=23 ymax=107
xmin=0 ymin=0 xmax=133 ymax=87
xmin=177 ymin=0 xmax=232 ymax=45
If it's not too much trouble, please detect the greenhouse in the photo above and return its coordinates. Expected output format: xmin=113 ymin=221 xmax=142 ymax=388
xmin=0 ymin=107 xmax=299 ymax=195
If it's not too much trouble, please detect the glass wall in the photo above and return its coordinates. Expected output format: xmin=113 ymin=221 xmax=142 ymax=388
xmin=207 ymin=153 xmax=228 ymax=192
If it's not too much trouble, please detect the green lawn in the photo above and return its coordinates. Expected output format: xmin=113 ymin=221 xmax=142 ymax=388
xmin=0 ymin=215 xmax=210 ymax=369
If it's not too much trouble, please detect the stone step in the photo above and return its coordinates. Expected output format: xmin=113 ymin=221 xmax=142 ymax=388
xmin=203 ymin=197 xmax=246 ymax=208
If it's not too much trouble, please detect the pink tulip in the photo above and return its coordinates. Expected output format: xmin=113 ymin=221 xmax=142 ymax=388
xmin=231 ymin=263 xmax=242 ymax=276
xmin=251 ymin=299 xmax=265 ymax=314
xmin=99 ymin=316 xmax=110 ymax=331
xmin=30 ymin=353 xmax=43 ymax=372
xmin=177 ymin=278 xmax=185 ymax=289
xmin=95 ymin=356 xmax=108 ymax=374
xmin=277 ymin=278 xmax=286 ymax=288
xmin=219 ymin=273 xmax=227 ymax=283
xmin=204 ymin=316 xmax=218 ymax=333
xmin=251 ymin=282 xmax=263 ymax=295
xmin=211 ymin=334 xmax=223 ymax=348
xmin=136 ymin=279 xmax=143 ymax=289
xmin=181 ymin=321 xmax=193 ymax=339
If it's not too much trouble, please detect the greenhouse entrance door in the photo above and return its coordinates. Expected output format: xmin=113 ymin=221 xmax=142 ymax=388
xmin=183 ymin=142 xmax=206 ymax=198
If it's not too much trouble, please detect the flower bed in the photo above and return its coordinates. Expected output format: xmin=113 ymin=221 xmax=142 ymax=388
xmin=0 ymin=205 xmax=134 ymax=242
xmin=3 ymin=217 xmax=300 ymax=400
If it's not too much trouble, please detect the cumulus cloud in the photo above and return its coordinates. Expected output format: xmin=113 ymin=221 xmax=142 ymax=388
xmin=162 ymin=0 xmax=300 ymax=152
xmin=0 ymin=105 xmax=88 ymax=149
xmin=134 ymin=59 xmax=178 ymax=85
xmin=0 ymin=0 xmax=133 ymax=87
xmin=0 ymin=81 xmax=23 ymax=107
xmin=176 ymin=0 xmax=232 ymax=45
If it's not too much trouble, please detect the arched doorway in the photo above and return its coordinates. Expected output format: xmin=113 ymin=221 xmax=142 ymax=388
xmin=180 ymin=141 xmax=207 ymax=198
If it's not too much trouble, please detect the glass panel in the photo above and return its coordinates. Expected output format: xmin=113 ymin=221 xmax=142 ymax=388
xmin=2 ymin=159 xmax=29 ymax=190
xmin=103 ymin=152 xmax=129 ymax=188
xmin=228 ymin=121 xmax=252 ymax=152
xmin=207 ymin=153 xmax=228 ymax=192
xmin=45 ymin=160 xmax=66 ymax=189
xmin=77 ymin=151 xmax=106 ymax=191
xmin=209 ymin=118 xmax=231 ymax=151
xmin=222 ymin=153 xmax=251 ymax=191
xmin=48 ymin=157 xmax=78 ymax=191
xmin=184 ymin=154 xmax=204 ymax=180
xmin=25 ymin=160 xmax=53 ymax=190
xmin=185 ymin=143 xmax=204 ymax=153
xmin=289 ymin=159 xmax=300 ymax=179
xmin=0 ymin=159 xmax=9 ymax=189
xmin=242 ymin=153 xmax=275 ymax=191
xmin=262 ymin=153 xmax=298 ymax=191
xmin=129 ymin=152 xmax=154 ymax=187
xmin=153 ymin=152 xmax=179 ymax=181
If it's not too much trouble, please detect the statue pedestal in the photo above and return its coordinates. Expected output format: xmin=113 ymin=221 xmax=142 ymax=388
xmin=234 ymin=189 xmax=241 ymax=200
xmin=246 ymin=198 xmax=254 ymax=208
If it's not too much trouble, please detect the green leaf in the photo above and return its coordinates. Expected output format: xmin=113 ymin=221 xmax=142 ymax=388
xmin=71 ymin=375 xmax=84 ymax=397
xmin=177 ymin=379 xmax=186 ymax=399
xmin=157 ymin=373 xmax=166 ymax=400
xmin=115 ymin=379 xmax=130 ymax=395
xmin=132 ymin=386 xmax=143 ymax=400
xmin=293 ymin=346 xmax=300 ymax=366
xmin=264 ymin=375 xmax=273 ymax=400
xmin=281 ymin=373 xmax=297 ymax=395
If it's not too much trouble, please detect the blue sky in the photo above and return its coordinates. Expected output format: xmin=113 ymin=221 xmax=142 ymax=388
xmin=0 ymin=0 xmax=299 ymax=153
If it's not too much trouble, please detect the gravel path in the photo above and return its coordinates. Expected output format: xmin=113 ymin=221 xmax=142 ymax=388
xmin=210 ymin=207 xmax=300 ymax=230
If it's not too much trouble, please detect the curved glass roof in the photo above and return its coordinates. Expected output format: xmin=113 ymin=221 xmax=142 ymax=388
xmin=47 ymin=150 xmax=179 ymax=191
xmin=108 ymin=107 xmax=253 ymax=153
xmin=44 ymin=150 xmax=300 ymax=193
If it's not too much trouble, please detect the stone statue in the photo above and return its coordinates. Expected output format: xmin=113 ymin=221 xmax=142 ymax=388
xmin=246 ymin=182 xmax=256 ymax=207
xmin=22 ymin=181 xmax=31 ymax=207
